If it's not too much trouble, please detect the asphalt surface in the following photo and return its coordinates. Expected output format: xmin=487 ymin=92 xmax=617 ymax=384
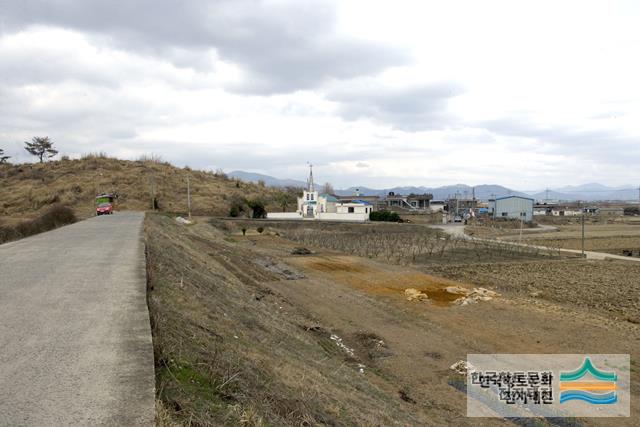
xmin=0 ymin=212 xmax=155 ymax=426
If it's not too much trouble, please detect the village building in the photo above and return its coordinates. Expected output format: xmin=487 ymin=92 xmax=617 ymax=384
xmin=489 ymin=195 xmax=534 ymax=222
xmin=266 ymin=166 xmax=371 ymax=222
xmin=382 ymin=192 xmax=433 ymax=211
xmin=428 ymin=200 xmax=446 ymax=213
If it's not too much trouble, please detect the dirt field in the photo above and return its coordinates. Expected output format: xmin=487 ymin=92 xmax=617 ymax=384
xmin=147 ymin=216 xmax=639 ymax=426
xmin=494 ymin=222 xmax=640 ymax=256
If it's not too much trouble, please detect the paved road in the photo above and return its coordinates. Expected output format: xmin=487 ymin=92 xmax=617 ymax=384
xmin=0 ymin=212 xmax=155 ymax=426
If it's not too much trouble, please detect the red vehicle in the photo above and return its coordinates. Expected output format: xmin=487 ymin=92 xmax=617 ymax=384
xmin=96 ymin=194 xmax=115 ymax=215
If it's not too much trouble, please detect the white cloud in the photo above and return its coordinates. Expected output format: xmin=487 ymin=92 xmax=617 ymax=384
xmin=1 ymin=0 xmax=639 ymax=189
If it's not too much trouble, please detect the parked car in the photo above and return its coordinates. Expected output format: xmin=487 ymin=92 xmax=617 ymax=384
xmin=95 ymin=193 xmax=115 ymax=215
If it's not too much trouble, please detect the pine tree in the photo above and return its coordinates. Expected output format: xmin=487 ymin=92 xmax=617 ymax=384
xmin=0 ymin=148 xmax=10 ymax=164
xmin=24 ymin=136 xmax=58 ymax=163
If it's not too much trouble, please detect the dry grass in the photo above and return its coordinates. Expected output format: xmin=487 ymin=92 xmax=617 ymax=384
xmin=0 ymin=204 xmax=77 ymax=244
xmin=0 ymin=158 xmax=295 ymax=221
xmin=145 ymin=214 xmax=431 ymax=426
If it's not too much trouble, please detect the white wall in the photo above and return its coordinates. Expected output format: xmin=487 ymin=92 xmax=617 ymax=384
xmin=494 ymin=197 xmax=534 ymax=222
xmin=317 ymin=212 xmax=369 ymax=222
xmin=266 ymin=212 xmax=303 ymax=220
xmin=336 ymin=204 xmax=371 ymax=214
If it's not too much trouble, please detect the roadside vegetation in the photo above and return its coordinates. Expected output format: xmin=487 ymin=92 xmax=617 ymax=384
xmin=0 ymin=205 xmax=77 ymax=244
xmin=0 ymin=154 xmax=300 ymax=222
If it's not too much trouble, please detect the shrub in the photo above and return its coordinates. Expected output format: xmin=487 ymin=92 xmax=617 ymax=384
xmin=0 ymin=205 xmax=77 ymax=244
xmin=624 ymin=206 xmax=640 ymax=216
xmin=137 ymin=153 xmax=164 ymax=163
xmin=229 ymin=196 xmax=247 ymax=217
xmin=247 ymin=199 xmax=267 ymax=219
xmin=370 ymin=210 xmax=401 ymax=222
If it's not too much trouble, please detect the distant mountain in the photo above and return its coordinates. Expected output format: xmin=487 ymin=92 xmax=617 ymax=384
xmin=336 ymin=184 xmax=528 ymax=200
xmin=528 ymin=183 xmax=638 ymax=202
xmin=229 ymin=171 xmax=638 ymax=202
xmin=228 ymin=171 xmax=306 ymax=188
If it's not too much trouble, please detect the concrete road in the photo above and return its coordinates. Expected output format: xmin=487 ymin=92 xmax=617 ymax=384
xmin=0 ymin=212 xmax=155 ymax=426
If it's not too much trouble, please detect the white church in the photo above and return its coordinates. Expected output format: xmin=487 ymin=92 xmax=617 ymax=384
xmin=267 ymin=165 xmax=371 ymax=222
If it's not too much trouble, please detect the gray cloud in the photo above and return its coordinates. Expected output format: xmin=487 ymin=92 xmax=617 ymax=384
xmin=328 ymin=82 xmax=464 ymax=131
xmin=1 ymin=0 xmax=408 ymax=94
xmin=478 ymin=116 xmax=640 ymax=164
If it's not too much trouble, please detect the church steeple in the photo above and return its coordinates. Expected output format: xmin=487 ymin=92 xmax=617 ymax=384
xmin=307 ymin=163 xmax=315 ymax=193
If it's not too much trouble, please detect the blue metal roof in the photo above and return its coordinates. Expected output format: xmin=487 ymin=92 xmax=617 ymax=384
xmin=351 ymin=199 xmax=372 ymax=205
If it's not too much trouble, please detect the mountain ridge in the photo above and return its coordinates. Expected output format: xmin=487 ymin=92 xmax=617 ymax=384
xmin=229 ymin=170 xmax=638 ymax=202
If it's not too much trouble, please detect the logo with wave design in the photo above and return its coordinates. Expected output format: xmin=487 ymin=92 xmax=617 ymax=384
xmin=559 ymin=357 xmax=618 ymax=405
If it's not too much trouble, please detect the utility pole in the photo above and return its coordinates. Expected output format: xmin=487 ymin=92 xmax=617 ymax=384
xmin=519 ymin=212 xmax=524 ymax=243
xmin=187 ymin=175 xmax=192 ymax=219
xmin=581 ymin=213 xmax=585 ymax=257
xmin=150 ymin=172 xmax=156 ymax=211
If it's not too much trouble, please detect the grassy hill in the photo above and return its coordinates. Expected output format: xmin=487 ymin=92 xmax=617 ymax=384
xmin=0 ymin=155 xmax=299 ymax=223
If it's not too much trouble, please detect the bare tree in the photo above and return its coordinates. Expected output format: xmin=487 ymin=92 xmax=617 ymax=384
xmin=24 ymin=137 xmax=58 ymax=163
xmin=0 ymin=148 xmax=9 ymax=164
xmin=321 ymin=182 xmax=334 ymax=194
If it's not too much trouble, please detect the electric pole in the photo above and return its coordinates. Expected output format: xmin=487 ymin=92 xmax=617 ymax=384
xmin=581 ymin=213 xmax=585 ymax=257
xmin=519 ymin=211 xmax=524 ymax=243
xmin=150 ymin=172 xmax=156 ymax=211
xmin=187 ymin=175 xmax=192 ymax=219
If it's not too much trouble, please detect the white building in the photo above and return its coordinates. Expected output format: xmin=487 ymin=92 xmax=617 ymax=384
xmin=429 ymin=200 xmax=445 ymax=213
xmin=489 ymin=195 xmax=534 ymax=222
xmin=267 ymin=165 xmax=370 ymax=222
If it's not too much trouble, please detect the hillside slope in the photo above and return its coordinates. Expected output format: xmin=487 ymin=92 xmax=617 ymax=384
xmin=0 ymin=157 xmax=293 ymax=221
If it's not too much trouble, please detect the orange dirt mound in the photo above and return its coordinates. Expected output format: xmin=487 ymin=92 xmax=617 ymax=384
xmin=290 ymin=256 xmax=475 ymax=306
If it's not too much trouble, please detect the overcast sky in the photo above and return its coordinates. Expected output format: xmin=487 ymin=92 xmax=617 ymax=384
xmin=1 ymin=0 xmax=639 ymax=189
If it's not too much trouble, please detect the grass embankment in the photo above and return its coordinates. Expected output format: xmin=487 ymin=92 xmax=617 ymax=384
xmin=145 ymin=214 xmax=426 ymax=426
xmin=0 ymin=156 xmax=296 ymax=221
xmin=0 ymin=205 xmax=77 ymax=244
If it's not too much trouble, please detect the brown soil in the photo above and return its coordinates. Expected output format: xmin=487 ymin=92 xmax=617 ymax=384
xmin=499 ymin=223 xmax=640 ymax=256
xmin=149 ymin=216 xmax=640 ymax=426
xmin=291 ymin=255 xmax=468 ymax=305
